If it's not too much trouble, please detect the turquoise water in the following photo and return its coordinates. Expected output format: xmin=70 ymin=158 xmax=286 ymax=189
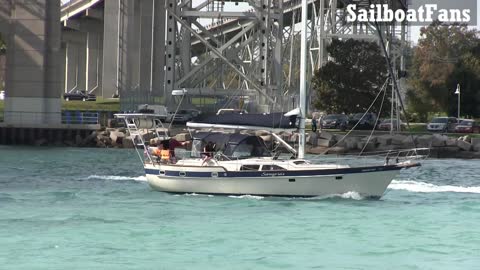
xmin=0 ymin=146 xmax=479 ymax=269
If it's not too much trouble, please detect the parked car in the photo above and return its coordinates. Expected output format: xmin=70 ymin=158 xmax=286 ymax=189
xmin=137 ymin=104 xmax=169 ymax=121
xmin=377 ymin=118 xmax=406 ymax=131
xmin=347 ymin=113 xmax=378 ymax=130
xmin=183 ymin=109 xmax=202 ymax=118
xmin=0 ymin=90 xmax=4 ymax=100
xmin=320 ymin=114 xmax=348 ymax=130
xmin=63 ymin=91 xmax=96 ymax=101
xmin=167 ymin=110 xmax=195 ymax=123
xmin=426 ymin=117 xmax=457 ymax=132
xmin=454 ymin=119 xmax=480 ymax=133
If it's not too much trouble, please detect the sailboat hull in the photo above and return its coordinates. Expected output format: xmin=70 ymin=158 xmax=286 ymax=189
xmin=145 ymin=166 xmax=405 ymax=198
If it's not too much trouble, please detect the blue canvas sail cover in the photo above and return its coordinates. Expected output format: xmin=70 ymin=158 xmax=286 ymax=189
xmin=192 ymin=112 xmax=297 ymax=129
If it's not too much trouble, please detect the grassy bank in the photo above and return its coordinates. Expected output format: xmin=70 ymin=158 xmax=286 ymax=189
xmin=61 ymin=98 xmax=120 ymax=111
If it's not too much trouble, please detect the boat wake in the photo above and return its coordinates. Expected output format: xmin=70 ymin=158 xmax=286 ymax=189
xmin=85 ymin=175 xmax=147 ymax=182
xmin=227 ymin=192 xmax=365 ymax=201
xmin=175 ymin=193 xmax=214 ymax=197
xmin=175 ymin=193 xmax=361 ymax=200
xmin=389 ymin=180 xmax=480 ymax=194
xmin=335 ymin=191 xmax=364 ymax=200
xmin=301 ymin=191 xmax=365 ymax=201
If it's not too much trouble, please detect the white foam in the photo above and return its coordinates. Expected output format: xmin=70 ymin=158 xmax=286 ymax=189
xmin=389 ymin=180 xmax=480 ymax=194
xmin=183 ymin=193 xmax=200 ymax=196
xmin=306 ymin=191 xmax=365 ymax=200
xmin=175 ymin=193 xmax=214 ymax=197
xmin=228 ymin=194 xmax=264 ymax=200
xmin=85 ymin=175 xmax=147 ymax=182
xmin=338 ymin=191 xmax=364 ymax=200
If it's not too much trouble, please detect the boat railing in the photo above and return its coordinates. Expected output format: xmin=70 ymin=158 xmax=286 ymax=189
xmin=115 ymin=113 xmax=169 ymax=164
xmin=141 ymin=147 xmax=429 ymax=171
xmin=115 ymin=111 xmax=430 ymax=169
xmin=307 ymin=147 xmax=430 ymax=167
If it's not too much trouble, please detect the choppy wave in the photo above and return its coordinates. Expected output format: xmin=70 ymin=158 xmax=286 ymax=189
xmin=85 ymin=175 xmax=147 ymax=182
xmin=389 ymin=180 xmax=480 ymax=194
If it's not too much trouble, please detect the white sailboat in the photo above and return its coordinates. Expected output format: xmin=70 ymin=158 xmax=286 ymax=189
xmin=116 ymin=111 xmax=424 ymax=198
xmin=116 ymin=0 xmax=425 ymax=199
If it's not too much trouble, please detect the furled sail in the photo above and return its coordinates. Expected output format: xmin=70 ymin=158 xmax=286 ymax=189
xmin=189 ymin=112 xmax=297 ymax=129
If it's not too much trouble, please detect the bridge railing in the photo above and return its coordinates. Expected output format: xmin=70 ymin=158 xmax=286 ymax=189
xmin=0 ymin=111 xmax=99 ymax=125
xmin=62 ymin=111 xmax=99 ymax=125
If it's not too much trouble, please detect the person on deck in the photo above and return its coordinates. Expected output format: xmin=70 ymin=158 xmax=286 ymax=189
xmin=161 ymin=138 xmax=190 ymax=163
xmin=311 ymin=116 xmax=317 ymax=132
xmin=145 ymin=142 xmax=167 ymax=163
xmin=201 ymin=141 xmax=216 ymax=166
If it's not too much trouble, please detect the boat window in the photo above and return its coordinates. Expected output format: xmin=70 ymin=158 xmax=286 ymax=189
xmin=240 ymin=165 xmax=260 ymax=171
xmin=293 ymin=161 xmax=307 ymax=165
xmin=261 ymin=165 xmax=286 ymax=171
xmin=232 ymin=144 xmax=254 ymax=158
xmin=191 ymin=139 xmax=203 ymax=158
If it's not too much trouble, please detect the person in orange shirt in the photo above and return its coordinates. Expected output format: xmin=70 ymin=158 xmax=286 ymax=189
xmin=160 ymin=138 xmax=190 ymax=164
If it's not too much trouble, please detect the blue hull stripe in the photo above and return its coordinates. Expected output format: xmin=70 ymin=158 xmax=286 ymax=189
xmin=144 ymin=164 xmax=419 ymax=178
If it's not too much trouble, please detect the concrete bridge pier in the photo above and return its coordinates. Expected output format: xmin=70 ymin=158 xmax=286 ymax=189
xmin=86 ymin=31 xmax=102 ymax=94
xmin=63 ymin=37 xmax=85 ymax=93
xmin=101 ymin=0 xmax=166 ymax=109
xmin=62 ymin=17 xmax=103 ymax=95
xmin=1 ymin=0 xmax=62 ymax=126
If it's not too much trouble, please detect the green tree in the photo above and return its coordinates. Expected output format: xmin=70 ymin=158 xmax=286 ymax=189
xmin=407 ymin=21 xmax=480 ymax=119
xmin=311 ymin=39 xmax=388 ymax=114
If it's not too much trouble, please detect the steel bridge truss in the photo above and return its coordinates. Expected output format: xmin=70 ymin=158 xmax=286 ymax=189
xmin=282 ymin=0 xmax=409 ymax=112
xmin=165 ymin=0 xmax=284 ymax=112
xmin=165 ymin=0 xmax=409 ymax=113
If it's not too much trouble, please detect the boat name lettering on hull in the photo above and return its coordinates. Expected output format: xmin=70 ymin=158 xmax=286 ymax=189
xmin=261 ymin=172 xmax=286 ymax=177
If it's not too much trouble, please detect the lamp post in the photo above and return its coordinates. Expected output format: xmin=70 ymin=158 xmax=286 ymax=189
xmin=454 ymin=84 xmax=460 ymax=119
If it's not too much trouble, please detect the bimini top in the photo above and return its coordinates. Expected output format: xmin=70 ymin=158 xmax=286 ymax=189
xmin=188 ymin=112 xmax=297 ymax=130
xmin=191 ymin=132 xmax=270 ymax=158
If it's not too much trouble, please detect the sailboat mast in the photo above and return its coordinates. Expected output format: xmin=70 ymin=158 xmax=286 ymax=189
xmin=298 ymin=0 xmax=308 ymax=159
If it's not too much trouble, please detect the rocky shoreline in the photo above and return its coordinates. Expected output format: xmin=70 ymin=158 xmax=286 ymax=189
xmin=306 ymin=131 xmax=480 ymax=159
xmin=36 ymin=127 xmax=480 ymax=159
